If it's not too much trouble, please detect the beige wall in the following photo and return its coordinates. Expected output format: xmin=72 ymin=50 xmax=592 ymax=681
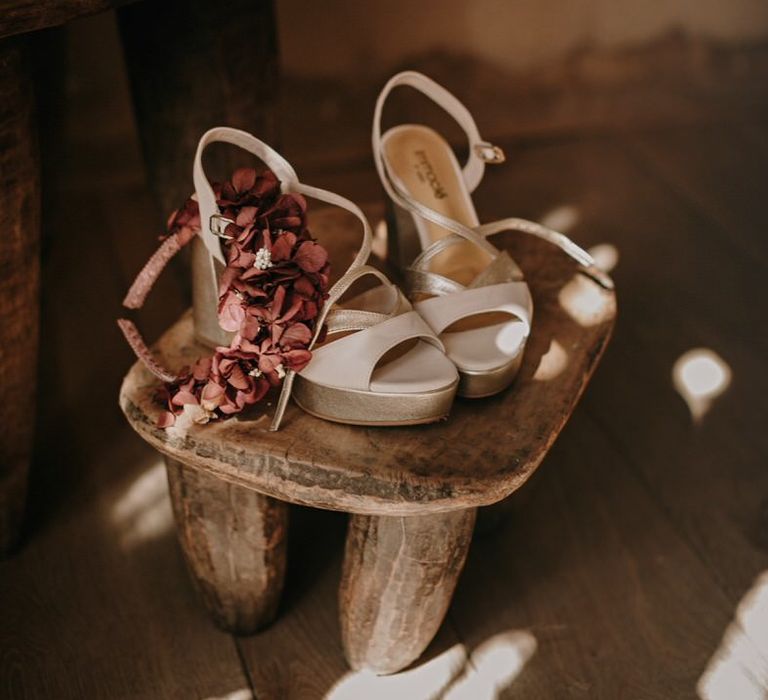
xmin=278 ymin=0 xmax=768 ymax=77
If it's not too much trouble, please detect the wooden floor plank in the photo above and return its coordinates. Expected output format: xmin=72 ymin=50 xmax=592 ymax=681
xmin=0 ymin=430 xmax=251 ymax=700
xmin=621 ymin=124 xmax=768 ymax=270
xmin=449 ymin=411 xmax=733 ymax=699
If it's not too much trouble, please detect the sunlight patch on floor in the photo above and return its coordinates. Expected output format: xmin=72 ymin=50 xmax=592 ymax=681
xmin=326 ymin=642 xmax=466 ymax=700
xmin=111 ymin=459 xmax=174 ymax=549
xmin=444 ymin=630 xmax=538 ymax=699
xmin=533 ymin=339 xmax=569 ymax=381
xmin=672 ymin=348 xmax=732 ymax=422
xmin=698 ymin=571 xmax=768 ymax=699
xmin=326 ymin=629 xmax=536 ymax=700
xmin=540 ymin=205 xmax=579 ymax=233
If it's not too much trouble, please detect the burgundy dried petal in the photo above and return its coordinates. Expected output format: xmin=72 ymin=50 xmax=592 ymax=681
xmin=290 ymin=193 xmax=308 ymax=212
xmin=218 ymin=266 xmax=241 ymax=296
xmin=231 ymin=168 xmax=257 ymax=193
xmin=218 ymin=357 xmax=237 ymax=374
xmin=227 ymin=363 xmax=250 ymax=391
xmin=283 ymin=348 xmax=312 ymax=371
xmin=293 ymin=275 xmax=316 ymax=297
xmin=157 ymin=411 xmax=176 ymax=428
xmin=269 ymin=285 xmax=287 ymax=317
xmin=171 ymin=390 xmax=198 ymax=407
xmin=280 ymin=298 xmax=303 ymax=324
xmin=240 ymin=313 xmax=262 ymax=340
xmin=218 ymin=292 xmax=245 ymax=332
xmin=280 ymin=322 xmax=312 ymax=348
xmin=251 ymin=170 xmax=280 ymax=197
xmin=258 ymin=352 xmax=282 ymax=374
xmin=236 ymin=206 xmax=258 ymax=227
xmin=240 ymin=266 xmax=271 ymax=281
xmin=294 ymin=241 xmax=329 ymax=273
xmin=223 ymin=222 xmax=241 ymax=240
xmin=193 ymin=357 xmax=212 ymax=381
xmin=200 ymin=381 xmax=225 ymax=411
xmin=270 ymin=232 xmax=297 ymax=261
xmin=219 ymin=397 xmax=241 ymax=415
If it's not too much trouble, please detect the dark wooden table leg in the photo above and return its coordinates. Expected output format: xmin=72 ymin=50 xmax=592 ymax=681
xmin=118 ymin=0 xmax=280 ymax=217
xmin=165 ymin=457 xmax=288 ymax=634
xmin=0 ymin=35 xmax=39 ymax=557
xmin=339 ymin=508 xmax=476 ymax=674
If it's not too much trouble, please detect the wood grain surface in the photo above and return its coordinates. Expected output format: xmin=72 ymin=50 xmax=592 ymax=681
xmin=120 ymin=206 xmax=615 ymax=516
xmin=166 ymin=457 xmax=288 ymax=634
xmin=340 ymin=508 xmax=476 ymax=674
xmin=0 ymin=35 xmax=39 ymax=555
xmin=0 ymin=0 xmax=129 ymax=40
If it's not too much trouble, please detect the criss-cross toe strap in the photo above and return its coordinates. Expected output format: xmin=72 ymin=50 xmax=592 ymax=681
xmin=414 ymin=282 xmax=533 ymax=337
xmin=270 ymin=264 xmax=439 ymax=430
xmin=301 ymin=310 xmax=443 ymax=392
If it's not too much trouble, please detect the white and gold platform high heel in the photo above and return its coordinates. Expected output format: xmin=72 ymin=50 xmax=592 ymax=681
xmin=373 ymin=71 xmax=612 ymax=398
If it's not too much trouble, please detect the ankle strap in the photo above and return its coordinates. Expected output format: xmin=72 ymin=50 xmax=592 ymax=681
xmin=194 ymin=127 xmax=300 ymax=264
xmin=372 ymin=71 xmax=501 ymax=258
xmin=373 ymin=71 xmax=500 ymax=195
xmin=194 ymin=127 xmax=372 ymax=271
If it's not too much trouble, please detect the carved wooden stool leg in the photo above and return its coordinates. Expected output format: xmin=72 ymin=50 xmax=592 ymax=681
xmin=339 ymin=508 xmax=476 ymax=674
xmin=0 ymin=36 xmax=39 ymax=557
xmin=165 ymin=457 xmax=288 ymax=634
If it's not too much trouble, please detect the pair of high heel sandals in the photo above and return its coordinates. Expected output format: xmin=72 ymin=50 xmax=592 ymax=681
xmin=120 ymin=72 xmax=612 ymax=432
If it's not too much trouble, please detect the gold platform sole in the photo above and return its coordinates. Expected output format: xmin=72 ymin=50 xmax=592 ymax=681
xmin=292 ymin=376 xmax=458 ymax=426
xmin=457 ymin=350 xmax=524 ymax=398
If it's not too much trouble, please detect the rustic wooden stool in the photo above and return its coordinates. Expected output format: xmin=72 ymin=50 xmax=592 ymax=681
xmin=119 ymin=209 xmax=616 ymax=674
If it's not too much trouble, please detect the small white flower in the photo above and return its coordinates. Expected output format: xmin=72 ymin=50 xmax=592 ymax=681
xmin=275 ymin=364 xmax=286 ymax=379
xmin=248 ymin=367 xmax=263 ymax=378
xmin=254 ymin=246 xmax=273 ymax=270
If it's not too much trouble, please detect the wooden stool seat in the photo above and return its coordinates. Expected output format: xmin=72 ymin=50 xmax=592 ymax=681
xmin=119 ymin=207 xmax=616 ymax=673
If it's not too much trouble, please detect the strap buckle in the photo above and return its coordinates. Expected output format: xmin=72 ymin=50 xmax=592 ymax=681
xmin=474 ymin=142 xmax=506 ymax=164
xmin=210 ymin=213 xmax=236 ymax=238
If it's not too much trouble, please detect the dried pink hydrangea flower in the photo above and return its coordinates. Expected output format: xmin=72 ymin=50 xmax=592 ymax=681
xmin=157 ymin=168 xmax=330 ymax=428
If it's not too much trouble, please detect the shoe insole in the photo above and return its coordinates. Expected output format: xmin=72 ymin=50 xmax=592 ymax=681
xmin=370 ymin=340 xmax=457 ymax=393
xmin=382 ymin=125 xmax=493 ymax=286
